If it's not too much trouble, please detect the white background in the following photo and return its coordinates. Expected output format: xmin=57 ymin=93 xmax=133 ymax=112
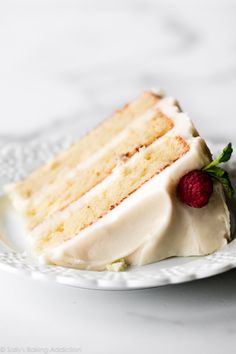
xmin=0 ymin=0 xmax=236 ymax=353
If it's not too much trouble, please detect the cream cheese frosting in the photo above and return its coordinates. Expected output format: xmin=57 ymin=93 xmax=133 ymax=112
xmin=36 ymin=98 xmax=230 ymax=270
xmin=7 ymin=98 xmax=168 ymax=213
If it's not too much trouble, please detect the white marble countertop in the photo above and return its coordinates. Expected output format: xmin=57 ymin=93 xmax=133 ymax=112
xmin=0 ymin=0 xmax=236 ymax=353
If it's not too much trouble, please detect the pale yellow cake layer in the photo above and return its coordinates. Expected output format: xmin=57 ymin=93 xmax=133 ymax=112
xmin=33 ymin=135 xmax=189 ymax=253
xmin=25 ymin=111 xmax=173 ymax=229
xmin=11 ymin=92 xmax=160 ymax=201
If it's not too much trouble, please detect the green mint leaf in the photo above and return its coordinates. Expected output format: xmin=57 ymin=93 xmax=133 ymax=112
xmin=202 ymin=143 xmax=234 ymax=198
xmin=205 ymin=166 xmax=234 ymax=198
xmin=203 ymin=143 xmax=233 ymax=170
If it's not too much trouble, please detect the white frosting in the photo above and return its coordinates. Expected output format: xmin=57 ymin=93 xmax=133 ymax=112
xmin=36 ymin=98 xmax=230 ymax=270
xmin=10 ymin=101 xmax=163 ymax=210
xmin=7 ymin=96 xmax=179 ymax=213
xmin=30 ymin=100 xmax=194 ymax=239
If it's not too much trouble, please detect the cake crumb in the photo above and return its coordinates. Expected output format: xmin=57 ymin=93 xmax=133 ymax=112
xmin=106 ymin=259 xmax=128 ymax=272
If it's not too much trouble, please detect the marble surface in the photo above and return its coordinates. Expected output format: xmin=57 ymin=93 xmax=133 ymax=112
xmin=0 ymin=0 xmax=236 ymax=353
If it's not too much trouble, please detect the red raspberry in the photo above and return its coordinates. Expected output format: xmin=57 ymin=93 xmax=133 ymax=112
xmin=177 ymin=169 xmax=213 ymax=208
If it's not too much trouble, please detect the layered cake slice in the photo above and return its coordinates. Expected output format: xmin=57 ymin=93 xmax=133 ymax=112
xmin=6 ymin=92 xmax=231 ymax=270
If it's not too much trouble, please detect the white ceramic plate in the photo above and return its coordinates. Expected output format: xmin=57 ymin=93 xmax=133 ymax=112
xmin=0 ymin=134 xmax=235 ymax=290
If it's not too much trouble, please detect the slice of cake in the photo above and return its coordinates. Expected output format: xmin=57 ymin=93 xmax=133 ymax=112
xmin=6 ymin=91 xmax=231 ymax=271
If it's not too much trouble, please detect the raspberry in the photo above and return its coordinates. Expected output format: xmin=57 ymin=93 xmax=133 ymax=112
xmin=177 ymin=169 xmax=213 ymax=208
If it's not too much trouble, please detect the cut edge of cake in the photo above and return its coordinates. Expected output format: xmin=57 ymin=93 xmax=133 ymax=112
xmin=6 ymin=91 xmax=162 ymax=203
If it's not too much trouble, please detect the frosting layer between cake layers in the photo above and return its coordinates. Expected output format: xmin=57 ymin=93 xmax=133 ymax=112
xmin=7 ymin=92 xmax=165 ymax=230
